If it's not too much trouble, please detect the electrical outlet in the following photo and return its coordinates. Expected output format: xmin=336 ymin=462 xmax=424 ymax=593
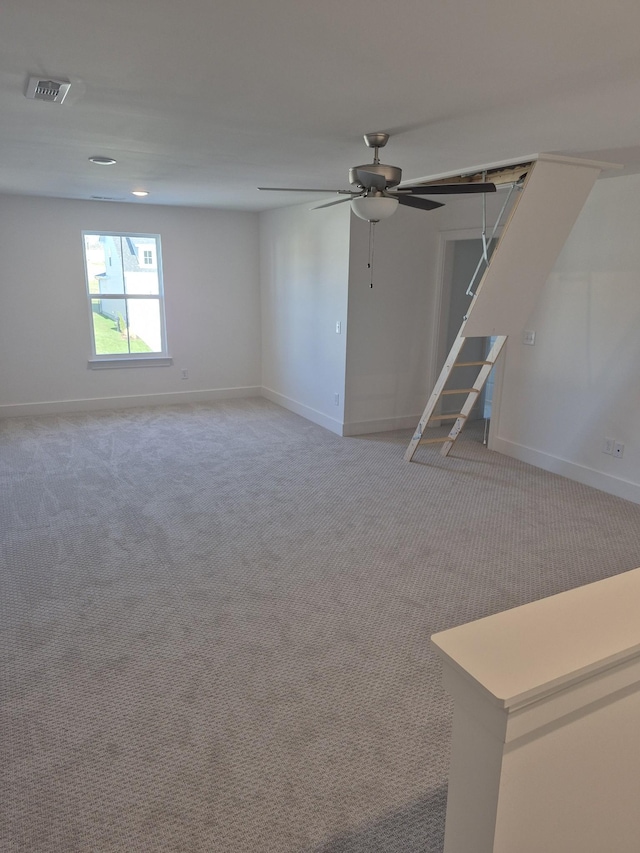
xmin=614 ymin=442 xmax=625 ymax=458
xmin=181 ymin=369 xmax=188 ymax=380
xmin=335 ymin=321 xmax=341 ymax=334
xmin=522 ymin=330 xmax=536 ymax=346
xmin=334 ymin=393 xmax=340 ymax=406
xmin=603 ymin=438 xmax=614 ymax=455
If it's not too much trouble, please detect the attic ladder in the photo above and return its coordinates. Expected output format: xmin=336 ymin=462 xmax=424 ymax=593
xmin=404 ymin=153 xmax=618 ymax=464
xmin=404 ymin=332 xmax=506 ymax=461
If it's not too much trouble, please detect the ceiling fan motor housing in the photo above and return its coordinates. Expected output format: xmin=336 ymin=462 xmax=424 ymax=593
xmin=349 ymin=162 xmax=402 ymax=190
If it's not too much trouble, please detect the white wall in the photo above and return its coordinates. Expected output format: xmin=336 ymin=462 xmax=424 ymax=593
xmin=0 ymin=195 xmax=261 ymax=415
xmin=258 ymin=200 xmax=444 ymax=437
xmin=344 ymin=206 xmax=441 ymax=434
xmin=259 ymin=202 xmax=350 ymax=434
xmin=491 ymin=173 xmax=640 ymax=503
xmin=6 ymin=177 xmax=640 ymax=504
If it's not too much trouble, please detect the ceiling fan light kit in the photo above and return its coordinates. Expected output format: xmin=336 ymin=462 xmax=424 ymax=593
xmin=258 ymin=132 xmax=497 ymax=223
xmin=351 ymin=194 xmax=398 ymax=222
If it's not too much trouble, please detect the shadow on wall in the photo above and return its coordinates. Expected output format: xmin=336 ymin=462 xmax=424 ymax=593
xmin=309 ymin=785 xmax=447 ymax=853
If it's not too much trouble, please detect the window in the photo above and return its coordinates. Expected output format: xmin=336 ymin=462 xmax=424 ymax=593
xmin=82 ymin=232 xmax=169 ymax=365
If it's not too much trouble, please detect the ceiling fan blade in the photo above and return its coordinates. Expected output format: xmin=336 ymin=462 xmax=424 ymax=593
xmin=313 ymin=196 xmax=359 ymax=210
xmin=354 ymin=169 xmax=387 ymax=190
xmin=258 ymin=187 xmax=353 ymax=194
xmin=397 ymin=195 xmax=444 ymax=211
xmin=396 ymin=182 xmax=497 ymax=195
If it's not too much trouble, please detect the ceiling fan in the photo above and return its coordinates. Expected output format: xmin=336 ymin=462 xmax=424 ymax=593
xmin=259 ymin=132 xmax=497 ymax=222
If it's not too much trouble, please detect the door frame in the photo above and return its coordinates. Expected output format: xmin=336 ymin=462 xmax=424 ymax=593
xmin=430 ymin=228 xmax=505 ymax=445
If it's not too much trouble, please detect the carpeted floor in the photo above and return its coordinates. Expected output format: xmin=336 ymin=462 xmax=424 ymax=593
xmin=2 ymin=398 xmax=640 ymax=852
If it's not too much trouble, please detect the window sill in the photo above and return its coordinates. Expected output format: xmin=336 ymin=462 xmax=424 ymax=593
xmin=88 ymin=356 xmax=173 ymax=370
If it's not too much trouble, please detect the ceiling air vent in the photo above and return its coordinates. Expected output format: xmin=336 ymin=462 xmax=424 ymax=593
xmin=25 ymin=76 xmax=71 ymax=104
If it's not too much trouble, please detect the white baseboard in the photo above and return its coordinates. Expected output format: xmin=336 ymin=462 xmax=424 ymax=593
xmin=260 ymin=387 xmax=343 ymax=435
xmin=0 ymin=386 xmax=262 ymax=418
xmin=492 ymin=435 xmax=640 ymax=505
xmin=342 ymin=414 xmax=420 ymax=437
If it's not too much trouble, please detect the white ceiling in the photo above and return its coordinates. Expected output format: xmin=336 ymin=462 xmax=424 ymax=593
xmin=2 ymin=0 xmax=640 ymax=211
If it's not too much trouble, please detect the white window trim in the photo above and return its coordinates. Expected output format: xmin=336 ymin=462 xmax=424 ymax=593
xmin=87 ymin=356 xmax=173 ymax=369
xmin=82 ymin=231 xmax=169 ymax=364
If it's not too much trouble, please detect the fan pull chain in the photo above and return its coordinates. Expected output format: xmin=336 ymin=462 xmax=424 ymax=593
xmin=368 ymin=220 xmax=376 ymax=288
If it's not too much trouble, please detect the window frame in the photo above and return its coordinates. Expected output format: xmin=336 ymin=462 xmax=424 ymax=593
xmin=82 ymin=231 xmax=171 ymax=368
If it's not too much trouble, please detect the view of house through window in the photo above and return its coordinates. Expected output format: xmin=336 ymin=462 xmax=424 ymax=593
xmin=82 ymin=232 xmax=166 ymax=357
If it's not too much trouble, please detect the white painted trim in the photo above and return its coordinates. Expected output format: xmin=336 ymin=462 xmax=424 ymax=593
xmin=535 ymin=152 xmax=623 ymax=171
xmin=491 ymin=436 xmax=640 ymax=505
xmin=82 ymin=230 xmax=169 ymax=362
xmin=407 ymin=152 xmax=622 ymax=188
xmin=1 ymin=384 xmax=414 ymax=437
xmin=342 ymin=414 xmax=423 ymax=437
xmin=88 ymin=357 xmax=173 ymax=369
xmin=431 ymin=227 xmax=506 ymax=443
xmin=260 ymin=387 xmax=343 ymax=435
xmin=0 ymin=386 xmax=261 ymax=418
xmin=425 ymin=232 xmax=450 ymax=402
xmin=486 ymin=337 xmax=507 ymax=452
xmin=408 ymin=155 xmax=536 ymax=187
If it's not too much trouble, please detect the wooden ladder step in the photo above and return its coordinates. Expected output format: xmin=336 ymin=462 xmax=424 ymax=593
xmin=441 ymin=388 xmax=480 ymax=395
xmin=419 ymin=436 xmax=451 ymax=445
xmin=428 ymin=413 xmax=466 ymax=422
xmin=453 ymin=360 xmax=493 ymax=367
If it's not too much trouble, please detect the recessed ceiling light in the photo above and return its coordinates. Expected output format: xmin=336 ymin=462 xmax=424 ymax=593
xmin=131 ymin=190 xmax=149 ymax=197
xmin=89 ymin=156 xmax=117 ymax=165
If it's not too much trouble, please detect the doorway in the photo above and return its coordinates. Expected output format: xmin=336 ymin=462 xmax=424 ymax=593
xmin=436 ymin=236 xmax=497 ymax=430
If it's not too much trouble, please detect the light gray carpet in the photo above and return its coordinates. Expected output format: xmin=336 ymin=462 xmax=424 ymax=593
xmin=2 ymin=398 xmax=640 ymax=852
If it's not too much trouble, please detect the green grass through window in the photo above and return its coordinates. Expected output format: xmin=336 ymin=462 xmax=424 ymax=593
xmin=92 ymin=310 xmax=152 ymax=355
